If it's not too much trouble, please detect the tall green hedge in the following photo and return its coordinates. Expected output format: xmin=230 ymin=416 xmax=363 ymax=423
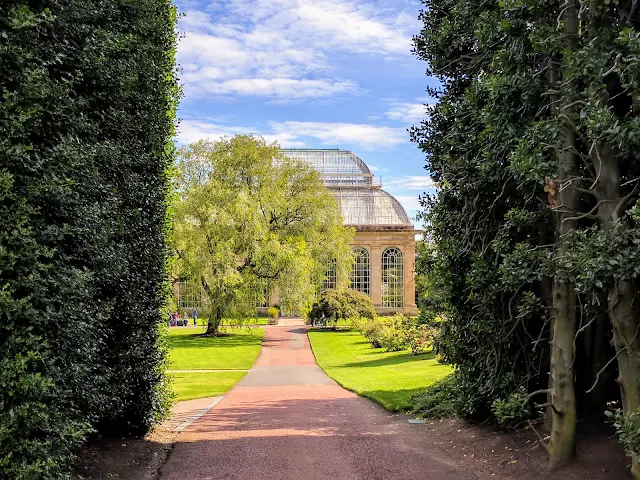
xmin=0 ymin=1 xmax=178 ymax=477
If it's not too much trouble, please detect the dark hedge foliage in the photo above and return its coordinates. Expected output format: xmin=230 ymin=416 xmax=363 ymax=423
xmin=0 ymin=1 xmax=178 ymax=477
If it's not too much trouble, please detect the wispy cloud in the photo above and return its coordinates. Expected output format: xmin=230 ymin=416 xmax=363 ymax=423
xmin=176 ymin=118 xmax=409 ymax=149
xmin=270 ymin=121 xmax=408 ymax=149
xmin=385 ymin=175 xmax=434 ymax=190
xmin=384 ymin=102 xmax=433 ymax=124
xmin=178 ymin=0 xmax=419 ymax=100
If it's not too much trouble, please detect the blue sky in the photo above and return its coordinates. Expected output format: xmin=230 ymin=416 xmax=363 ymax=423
xmin=174 ymin=0 xmax=439 ymax=223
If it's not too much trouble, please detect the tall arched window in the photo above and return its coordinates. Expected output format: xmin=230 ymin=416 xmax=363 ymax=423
xmin=382 ymin=247 xmax=404 ymax=308
xmin=350 ymin=247 xmax=370 ymax=295
xmin=322 ymin=258 xmax=337 ymax=291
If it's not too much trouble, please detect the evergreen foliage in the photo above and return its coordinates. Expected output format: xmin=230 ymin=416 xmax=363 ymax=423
xmin=413 ymin=0 xmax=640 ymax=475
xmin=0 ymin=0 xmax=178 ymax=477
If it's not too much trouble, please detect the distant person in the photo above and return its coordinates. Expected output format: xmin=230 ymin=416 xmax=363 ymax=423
xmin=183 ymin=312 xmax=189 ymax=326
xmin=192 ymin=308 xmax=198 ymax=326
xmin=172 ymin=311 xmax=179 ymax=327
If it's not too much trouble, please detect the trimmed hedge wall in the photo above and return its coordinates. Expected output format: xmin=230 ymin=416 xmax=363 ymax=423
xmin=0 ymin=1 xmax=178 ymax=477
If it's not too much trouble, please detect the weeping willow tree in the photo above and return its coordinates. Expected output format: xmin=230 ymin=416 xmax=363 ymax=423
xmin=173 ymin=135 xmax=353 ymax=334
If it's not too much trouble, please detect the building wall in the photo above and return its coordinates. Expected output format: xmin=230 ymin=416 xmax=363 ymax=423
xmin=178 ymin=231 xmax=420 ymax=317
xmin=351 ymin=230 xmax=418 ymax=316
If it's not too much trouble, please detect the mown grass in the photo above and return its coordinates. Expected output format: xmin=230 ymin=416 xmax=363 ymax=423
xmin=168 ymin=326 xmax=264 ymax=401
xmin=171 ymin=371 xmax=248 ymax=401
xmin=308 ymin=329 xmax=452 ymax=411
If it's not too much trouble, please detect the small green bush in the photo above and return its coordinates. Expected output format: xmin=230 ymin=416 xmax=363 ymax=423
xmin=267 ymin=307 xmax=279 ymax=319
xmin=606 ymin=408 xmax=640 ymax=464
xmin=354 ymin=314 xmax=436 ymax=353
xmin=309 ymin=289 xmax=376 ymax=327
xmin=410 ymin=374 xmax=464 ymax=418
xmin=491 ymin=387 xmax=531 ymax=428
xmin=376 ymin=316 xmax=408 ymax=352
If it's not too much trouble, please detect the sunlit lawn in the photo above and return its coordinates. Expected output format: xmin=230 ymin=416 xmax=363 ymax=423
xmin=308 ymin=329 xmax=452 ymax=411
xmin=171 ymin=371 xmax=247 ymax=401
xmin=168 ymin=326 xmax=264 ymax=401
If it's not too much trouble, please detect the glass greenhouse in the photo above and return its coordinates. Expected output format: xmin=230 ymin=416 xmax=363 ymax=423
xmin=280 ymin=149 xmax=419 ymax=315
xmin=281 ymin=149 xmax=413 ymax=230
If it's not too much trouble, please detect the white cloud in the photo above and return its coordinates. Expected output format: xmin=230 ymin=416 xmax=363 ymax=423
xmin=177 ymin=118 xmax=408 ymax=149
xmin=185 ymin=78 xmax=357 ymax=99
xmin=385 ymin=175 xmax=435 ymax=189
xmin=271 ymin=121 xmax=408 ymax=149
xmin=178 ymin=1 xmax=419 ymax=100
xmin=385 ymin=102 xmax=433 ymax=124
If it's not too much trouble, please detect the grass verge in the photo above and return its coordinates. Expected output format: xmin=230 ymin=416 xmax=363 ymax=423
xmin=308 ymin=329 xmax=452 ymax=411
xmin=171 ymin=371 xmax=248 ymax=401
xmin=168 ymin=326 xmax=264 ymax=401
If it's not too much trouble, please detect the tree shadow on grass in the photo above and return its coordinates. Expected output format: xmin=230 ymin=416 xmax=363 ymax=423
xmin=339 ymin=351 xmax=438 ymax=369
xmin=169 ymin=333 xmax=264 ymax=350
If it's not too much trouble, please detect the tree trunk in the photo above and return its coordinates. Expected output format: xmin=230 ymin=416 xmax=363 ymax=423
xmin=594 ymin=127 xmax=640 ymax=479
xmin=201 ymin=277 xmax=223 ymax=336
xmin=548 ymin=275 xmax=578 ymax=468
xmin=547 ymin=2 xmax=580 ymax=466
xmin=610 ymin=280 xmax=640 ymax=479
xmin=205 ymin=308 xmax=222 ymax=336
xmin=547 ymin=149 xmax=579 ymax=468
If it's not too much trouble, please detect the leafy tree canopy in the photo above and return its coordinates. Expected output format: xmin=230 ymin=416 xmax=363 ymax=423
xmin=173 ymin=136 xmax=353 ymax=334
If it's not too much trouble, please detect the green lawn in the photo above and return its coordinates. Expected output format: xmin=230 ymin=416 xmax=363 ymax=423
xmin=168 ymin=326 xmax=264 ymax=401
xmin=171 ymin=371 xmax=247 ymax=401
xmin=308 ymin=330 xmax=452 ymax=411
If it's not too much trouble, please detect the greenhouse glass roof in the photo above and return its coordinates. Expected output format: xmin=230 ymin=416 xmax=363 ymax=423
xmin=281 ymin=149 xmax=414 ymax=229
xmin=331 ymin=188 xmax=412 ymax=227
xmin=281 ymin=149 xmax=373 ymax=186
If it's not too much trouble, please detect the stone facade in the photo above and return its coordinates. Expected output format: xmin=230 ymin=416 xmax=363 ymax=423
xmin=352 ymin=229 xmax=418 ymax=316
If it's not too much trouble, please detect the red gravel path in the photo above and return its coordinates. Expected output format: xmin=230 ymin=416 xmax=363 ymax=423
xmin=158 ymin=326 xmax=475 ymax=480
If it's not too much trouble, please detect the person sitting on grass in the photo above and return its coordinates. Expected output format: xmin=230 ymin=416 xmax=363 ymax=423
xmin=182 ymin=312 xmax=189 ymax=326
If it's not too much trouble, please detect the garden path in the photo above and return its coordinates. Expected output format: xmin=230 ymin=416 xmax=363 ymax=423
xmin=158 ymin=325 xmax=475 ymax=480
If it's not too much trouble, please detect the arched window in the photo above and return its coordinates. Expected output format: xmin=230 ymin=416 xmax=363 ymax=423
xmin=382 ymin=247 xmax=403 ymax=308
xmin=350 ymin=247 xmax=370 ymax=295
xmin=322 ymin=258 xmax=337 ymax=291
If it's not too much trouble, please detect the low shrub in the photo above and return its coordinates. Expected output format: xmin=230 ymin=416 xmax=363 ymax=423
xmin=410 ymin=374 xmax=464 ymax=418
xmin=354 ymin=314 xmax=436 ymax=353
xmin=606 ymin=408 xmax=640 ymax=464
xmin=491 ymin=387 xmax=531 ymax=428
xmin=267 ymin=307 xmax=279 ymax=319
xmin=376 ymin=316 xmax=408 ymax=352
xmin=309 ymin=289 xmax=375 ymax=327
